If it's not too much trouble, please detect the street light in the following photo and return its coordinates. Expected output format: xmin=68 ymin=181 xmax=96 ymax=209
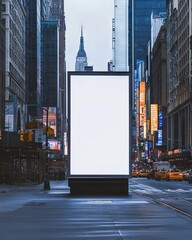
xmin=43 ymin=107 xmax=50 ymax=190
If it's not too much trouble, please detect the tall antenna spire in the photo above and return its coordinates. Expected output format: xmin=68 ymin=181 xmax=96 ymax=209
xmin=81 ymin=25 xmax=83 ymax=37
xmin=75 ymin=26 xmax=88 ymax=71
xmin=77 ymin=26 xmax=86 ymax=56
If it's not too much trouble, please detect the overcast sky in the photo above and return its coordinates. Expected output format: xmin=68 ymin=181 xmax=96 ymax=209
xmin=65 ymin=0 xmax=114 ymax=72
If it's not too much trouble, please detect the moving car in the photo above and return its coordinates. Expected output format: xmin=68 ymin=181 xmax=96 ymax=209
xmin=154 ymin=168 xmax=168 ymax=180
xmin=166 ymin=169 xmax=183 ymax=181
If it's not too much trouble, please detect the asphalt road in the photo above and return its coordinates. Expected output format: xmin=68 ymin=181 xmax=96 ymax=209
xmin=0 ymin=179 xmax=192 ymax=240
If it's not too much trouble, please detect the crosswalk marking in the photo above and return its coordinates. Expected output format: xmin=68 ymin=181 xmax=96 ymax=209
xmin=131 ymin=184 xmax=192 ymax=194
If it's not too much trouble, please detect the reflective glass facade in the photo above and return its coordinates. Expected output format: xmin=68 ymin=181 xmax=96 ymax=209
xmin=129 ymin=0 xmax=166 ymax=68
xmin=0 ymin=0 xmax=5 ymax=139
xmin=41 ymin=21 xmax=59 ymax=107
xmin=113 ymin=0 xmax=128 ymax=71
xmin=26 ymin=0 xmax=42 ymax=120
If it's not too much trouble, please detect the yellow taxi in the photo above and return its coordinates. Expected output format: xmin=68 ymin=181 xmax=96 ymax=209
xmin=138 ymin=169 xmax=149 ymax=177
xmin=166 ymin=169 xmax=183 ymax=181
xmin=132 ymin=170 xmax=139 ymax=177
xmin=154 ymin=169 xmax=168 ymax=180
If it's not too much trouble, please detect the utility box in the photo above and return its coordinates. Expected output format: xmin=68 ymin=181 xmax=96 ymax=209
xmin=68 ymin=72 xmax=131 ymax=195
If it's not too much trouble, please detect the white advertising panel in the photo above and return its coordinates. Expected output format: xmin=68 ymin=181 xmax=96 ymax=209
xmin=69 ymin=72 xmax=130 ymax=177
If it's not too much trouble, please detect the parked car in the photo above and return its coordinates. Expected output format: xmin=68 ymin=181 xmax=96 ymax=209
xmin=188 ymin=170 xmax=192 ymax=184
xmin=138 ymin=169 xmax=149 ymax=177
xmin=132 ymin=170 xmax=139 ymax=177
xmin=166 ymin=169 xmax=183 ymax=181
xmin=154 ymin=169 xmax=168 ymax=181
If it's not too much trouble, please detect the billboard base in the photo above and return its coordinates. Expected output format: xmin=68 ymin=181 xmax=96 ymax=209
xmin=68 ymin=178 xmax=129 ymax=196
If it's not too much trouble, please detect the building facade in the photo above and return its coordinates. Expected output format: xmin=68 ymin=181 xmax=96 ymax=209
xmin=151 ymin=24 xmax=167 ymax=147
xmin=129 ymin=0 xmax=166 ymax=113
xmin=151 ymin=12 xmax=166 ymax=49
xmin=41 ymin=20 xmax=59 ymax=108
xmin=2 ymin=0 xmax=26 ymax=133
xmin=45 ymin=0 xmax=67 ymax=151
xmin=129 ymin=0 xmax=166 ymax=68
xmin=0 ymin=0 xmax=5 ymax=141
xmin=166 ymin=0 xmax=192 ymax=151
xmin=25 ymin=0 xmax=42 ymax=121
xmin=112 ymin=0 xmax=128 ymax=71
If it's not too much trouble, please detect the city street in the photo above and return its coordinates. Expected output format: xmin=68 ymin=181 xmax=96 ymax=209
xmin=0 ymin=179 xmax=192 ymax=240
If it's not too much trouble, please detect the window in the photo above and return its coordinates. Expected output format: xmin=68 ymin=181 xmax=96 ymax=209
xmin=2 ymin=4 xmax=6 ymax=12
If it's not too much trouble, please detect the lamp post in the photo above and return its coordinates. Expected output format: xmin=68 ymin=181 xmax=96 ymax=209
xmin=43 ymin=107 xmax=50 ymax=190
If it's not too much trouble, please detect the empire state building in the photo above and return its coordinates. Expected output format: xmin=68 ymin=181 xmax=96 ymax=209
xmin=75 ymin=28 xmax=88 ymax=71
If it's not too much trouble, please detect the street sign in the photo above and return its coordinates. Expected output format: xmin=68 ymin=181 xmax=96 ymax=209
xmin=25 ymin=121 xmax=38 ymax=129
xmin=35 ymin=129 xmax=46 ymax=142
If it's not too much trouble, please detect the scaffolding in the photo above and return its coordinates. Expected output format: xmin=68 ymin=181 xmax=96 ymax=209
xmin=0 ymin=146 xmax=46 ymax=185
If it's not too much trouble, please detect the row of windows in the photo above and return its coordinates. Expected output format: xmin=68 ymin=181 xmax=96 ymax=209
xmin=169 ymin=75 xmax=178 ymax=92
xmin=11 ymin=0 xmax=25 ymax=24
xmin=10 ymin=77 xmax=25 ymax=102
xmin=10 ymin=33 xmax=25 ymax=75
xmin=178 ymin=64 xmax=189 ymax=80
xmin=178 ymin=0 xmax=189 ymax=20
xmin=10 ymin=63 xmax=25 ymax=92
xmin=178 ymin=14 xmax=189 ymax=42
xmin=178 ymin=28 xmax=189 ymax=47
xmin=167 ymin=2 xmax=191 ymax=107
xmin=178 ymin=43 xmax=189 ymax=66
xmin=135 ymin=1 xmax=165 ymax=9
xmin=2 ymin=4 xmax=6 ymax=12
xmin=10 ymin=47 xmax=24 ymax=76
xmin=10 ymin=15 xmax=25 ymax=48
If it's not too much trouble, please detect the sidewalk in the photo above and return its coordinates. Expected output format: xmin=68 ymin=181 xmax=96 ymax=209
xmin=0 ymin=181 xmax=44 ymax=193
xmin=0 ymin=179 xmax=69 ymax=193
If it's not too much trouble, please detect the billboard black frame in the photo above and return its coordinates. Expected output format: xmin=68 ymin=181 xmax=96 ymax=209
xmin=68 ymin=71 xmax=132 ymax=179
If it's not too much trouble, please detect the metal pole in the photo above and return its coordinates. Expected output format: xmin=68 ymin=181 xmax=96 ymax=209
xmin=19 ymin=148 xmax=21 ymax=185
xmin=44 ymin=107 xmax=50 ymax=190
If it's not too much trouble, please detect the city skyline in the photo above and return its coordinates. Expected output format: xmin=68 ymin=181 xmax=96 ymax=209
xmin=65 ymin=0 xmax=114 ymax=72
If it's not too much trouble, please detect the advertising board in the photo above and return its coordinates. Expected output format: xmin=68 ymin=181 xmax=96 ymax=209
xmin=68 ymin=72 xmax=131 ymax=178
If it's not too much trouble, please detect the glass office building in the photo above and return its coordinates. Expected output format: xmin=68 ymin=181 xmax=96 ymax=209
xmin=41 ymin=20 xmax=59 ymax=108
xmin=128 ymin=0 xmax=166 ymax=155
xmin=129 ymin=0 xmax=166 ymax=70
xmin=129 ymin=0 xmax=166 ymax=114
xmin=0 ymin=0 xmax=5 ymax=140
xmin=26 ymin=0 xmax=42 ymax=120
xmin=113 ymin=0 xmax=128 ymax=71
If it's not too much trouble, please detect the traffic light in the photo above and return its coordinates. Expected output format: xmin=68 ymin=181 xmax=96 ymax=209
xmin=20 ymin=131 xmax=29 ymax=141
xmin=23 ymin=132 xmax=29 ymax=141
xmin=19 ymin=131 xmax=34 ymax=142
xmin=28 ymin=131 xmax=34 ymax=142
xmin=20 ymin=131 xmax=24 ymax=141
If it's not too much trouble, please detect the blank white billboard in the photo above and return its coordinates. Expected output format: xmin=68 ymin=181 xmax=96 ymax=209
xmin=69 ymin=73 xmax=130 ymax=177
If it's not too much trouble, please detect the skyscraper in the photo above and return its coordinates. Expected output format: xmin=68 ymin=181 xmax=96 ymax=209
xmin=129 ymin=0 xmax=166 ymax=69
xmin=25 ymin=0 xmax=42 ymax=121
xmin=129 ymin=0 xmax=166 ymax=160
xmin=41 ymin=20 xmax=59 ymax=107
xmin=75 ymin=28 xmax=88 ymax=71
xmin=112 ymin=0 xmax=128 ymax=71
xmin=166 ymin=0 xmax=191 ymax=151
xmin=0 ymin=0 xmax=5 ymax=142
xmin=47 ymin=0 xmax=67 ymax=146
xmin=129 ymin=0 xmax=166 ymax=112
xmin=2 ymin=0 xmax=26 ymax=132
